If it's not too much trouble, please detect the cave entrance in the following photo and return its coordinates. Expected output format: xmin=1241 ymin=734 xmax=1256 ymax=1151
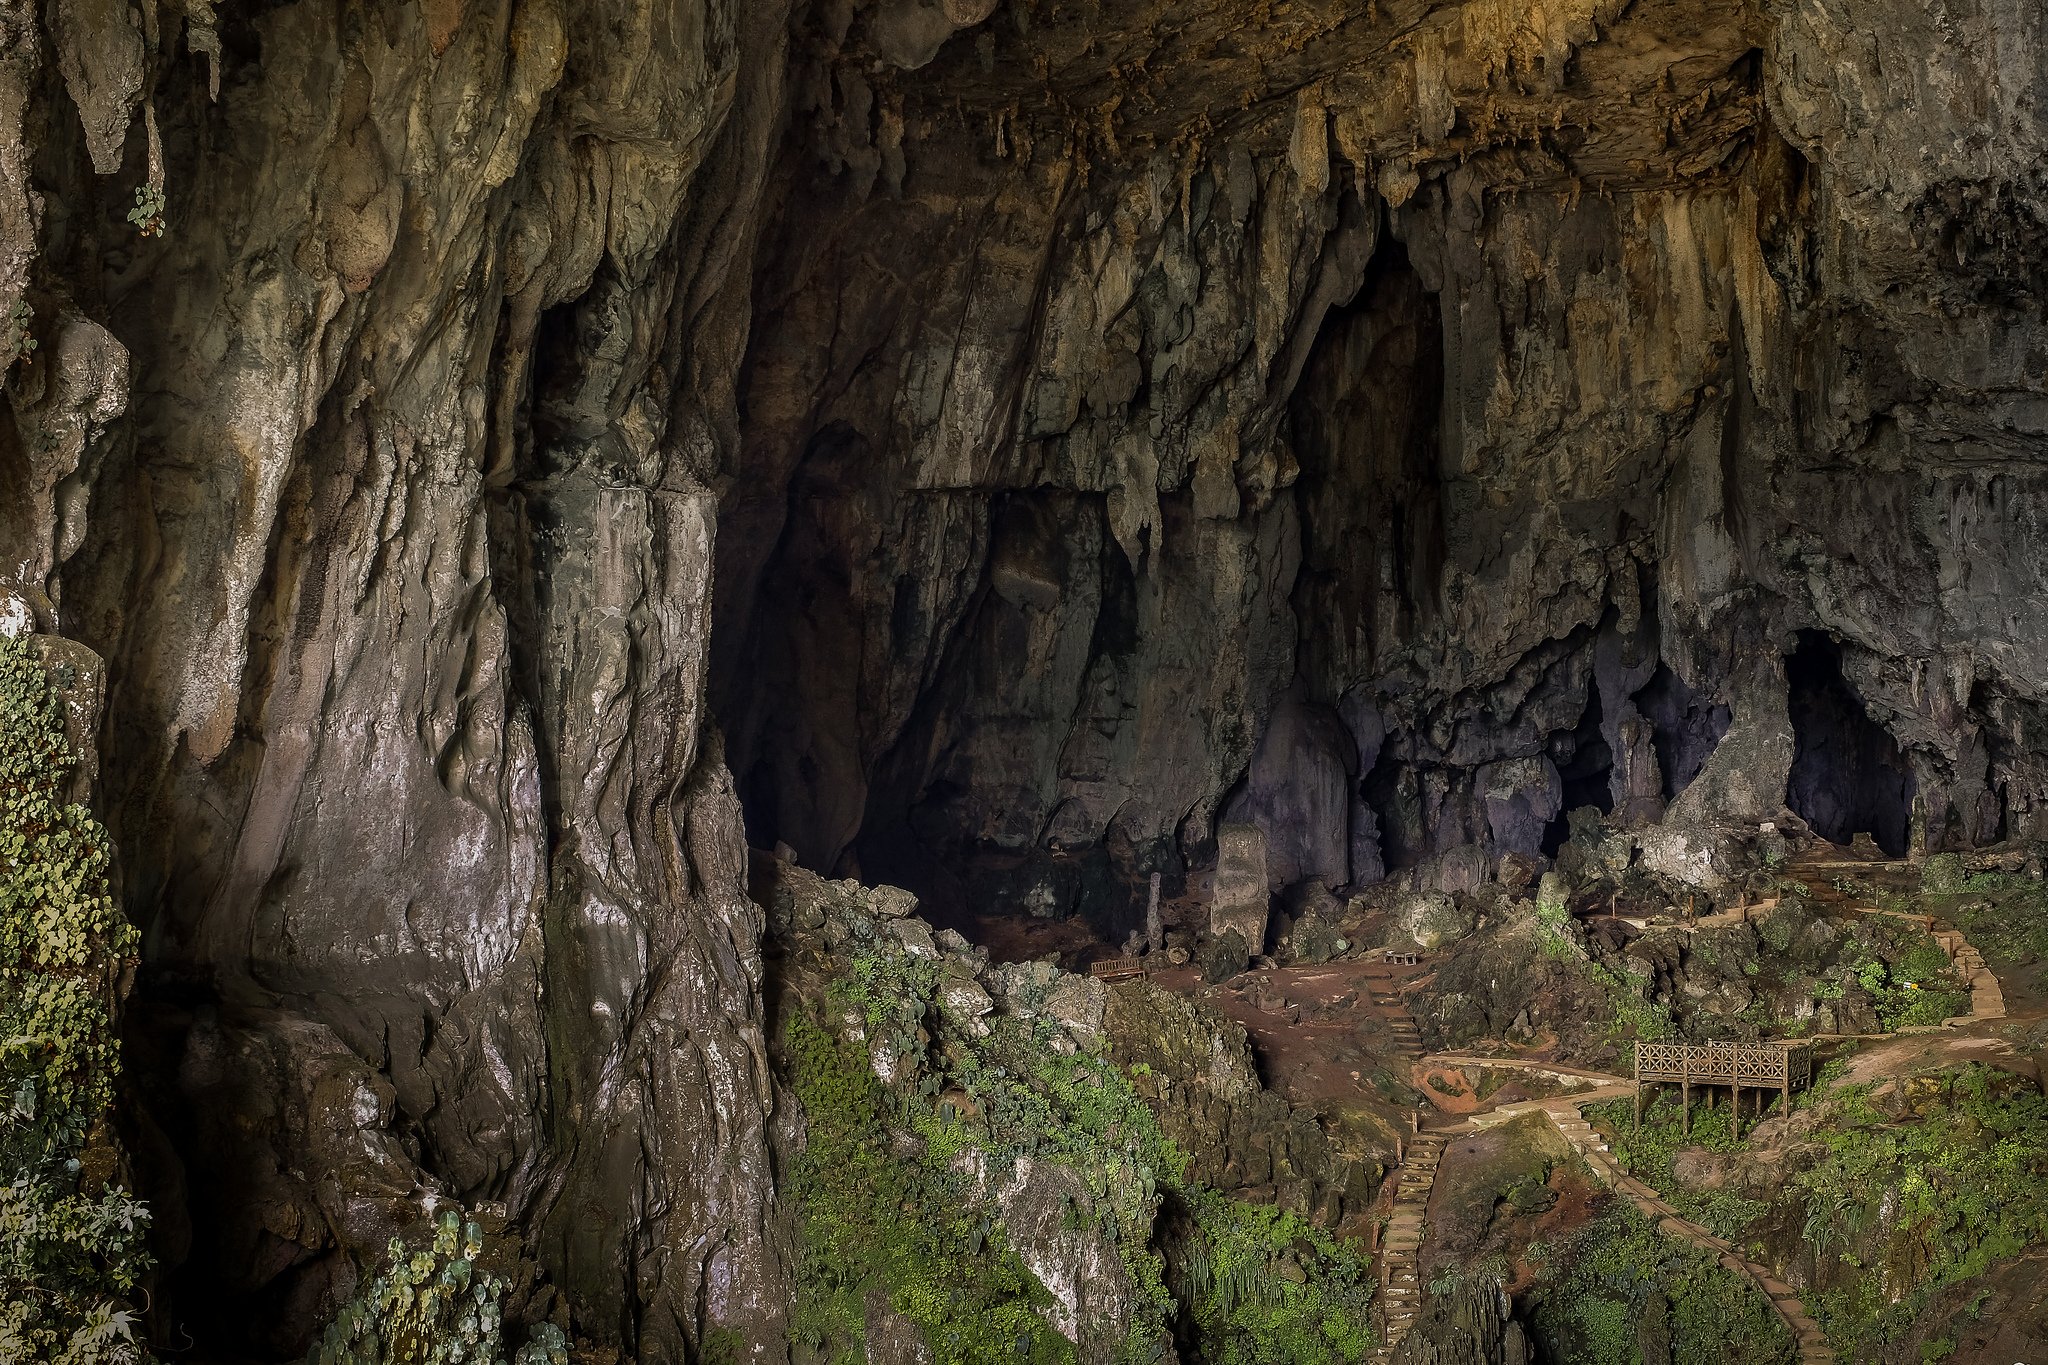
xmin=1635 ymin=663 xmax=1732 ymax=802
xmin=1785 ymin=631 xmax=1915 ymax=855
xmin=1542 ymin=688 xmax=1614 ymax=856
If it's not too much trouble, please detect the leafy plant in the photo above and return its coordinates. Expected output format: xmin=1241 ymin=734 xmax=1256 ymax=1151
xmin=1166 ymin=1191 xmax=1375 ymax=1365
xmin=126 ymin=186 xmax=166 ymax=239
xmin=3 ymin=299 xmax=33 ymax=370
xmin=305 ymin=1208 xmax=569 ymax=1365
xmin=0 ymin=635 xmax=151 ymax=1365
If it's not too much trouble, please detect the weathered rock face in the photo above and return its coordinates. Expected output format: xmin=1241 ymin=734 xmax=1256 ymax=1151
xmin=7 ymin=2 xmax=799 ymax=1357
xmin=6 ymin=0 xmax=2048 ymax=1357
xmin=714 ymin=0 xmax=2048 ymax=932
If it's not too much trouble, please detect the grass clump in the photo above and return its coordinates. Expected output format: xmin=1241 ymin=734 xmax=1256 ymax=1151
xmin=1 ymin=635 xmax=151 ymax=1365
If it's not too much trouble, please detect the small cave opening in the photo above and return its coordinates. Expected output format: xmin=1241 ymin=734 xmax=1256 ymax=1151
xmin=1542 ymin=688 xmax=1614 ymax=855
xmin=1785 ymin=631 xmax=1916 ymax=855
xmin=1635 ymin=663 xmax=1732 ymax=801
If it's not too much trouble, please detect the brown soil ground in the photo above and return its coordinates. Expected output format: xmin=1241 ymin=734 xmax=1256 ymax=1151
xmin=1147 ymin=958 xmax=1430 ymax=1116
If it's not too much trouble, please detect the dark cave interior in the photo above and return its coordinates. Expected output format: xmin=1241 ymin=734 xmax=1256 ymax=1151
xmin=711 ymin=218 xmax=1946 ymax=955
xmin=1785 ymin=630 xmax=1917 ymax=856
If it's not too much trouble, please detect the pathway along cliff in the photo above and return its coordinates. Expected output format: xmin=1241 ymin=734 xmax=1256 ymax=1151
xmin=7 ymin=0 xmax=2048 ymax=1361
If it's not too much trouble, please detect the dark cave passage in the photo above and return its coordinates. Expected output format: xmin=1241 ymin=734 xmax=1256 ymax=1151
xmin=1637 ymin=662 xmax=1732 ymax=802
xmin=1543 ymin=687 xmax=1614 ymax=856
xmin=1785 ymin=631 xmax=1917 ymax=855
xmin=1287 ymin=233 xmax=1447 ymax=685
xmin=712 ymin=227 xmax=1460 ymax=954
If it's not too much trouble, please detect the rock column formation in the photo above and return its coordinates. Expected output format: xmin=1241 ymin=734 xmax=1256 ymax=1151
xmin=5 ymin=2 xmax=801 ymax=1356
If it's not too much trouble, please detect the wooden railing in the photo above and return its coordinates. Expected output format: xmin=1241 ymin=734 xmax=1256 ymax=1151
xmin=1634 ymin=1041 xmax=1812 ymax=1089
xmin=1632 ymin=1040 xmax=1813 ymax=1132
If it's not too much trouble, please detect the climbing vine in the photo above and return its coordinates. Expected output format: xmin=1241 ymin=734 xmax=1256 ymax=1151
xmin=0 ymin=634 xmax=151 ymax=1364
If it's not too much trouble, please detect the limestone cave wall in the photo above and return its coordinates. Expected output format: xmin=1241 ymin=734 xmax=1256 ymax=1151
xmin=3 ymin=0 xmax=2047 ymax=1358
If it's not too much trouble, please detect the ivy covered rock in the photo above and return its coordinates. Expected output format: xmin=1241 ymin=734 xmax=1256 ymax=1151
xmin=0 ymin=633 xmax=150 ymax=1364
xmin=306 ymin=1208 xmax=569 ymax=1365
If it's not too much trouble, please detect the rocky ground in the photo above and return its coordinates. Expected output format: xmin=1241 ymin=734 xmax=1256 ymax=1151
xmin=860 ymin=807 xmax=2048 ymax=1365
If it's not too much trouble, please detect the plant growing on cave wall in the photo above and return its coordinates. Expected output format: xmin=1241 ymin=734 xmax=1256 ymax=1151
xmin=1164 ymin=1191 xmax=1376 ymax=1365
xmin=0 ymin=635 xmax=151 ymax=1364
xmin=3 ymin=298 xmax=34 ymax=371
xmin=305 ymin=1208 xmax=570 ymax=1365
xmin=783 ymin=1016 xmax=1075 ymax=1365
xmin=125 ymin=186 xmax=166 ymax=239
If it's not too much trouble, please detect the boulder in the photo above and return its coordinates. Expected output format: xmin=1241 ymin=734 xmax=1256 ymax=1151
xmin=1200 ymin=928 xmax=1249 ymax=984
xmin=1397 ymin=890 xmax=1474 ymax=951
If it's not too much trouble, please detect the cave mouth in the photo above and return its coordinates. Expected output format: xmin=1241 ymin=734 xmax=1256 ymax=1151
xmin=1542 ymin=687 xmax=1614 ymax=857
xmin=1785 ymin=631 xmax=1916 ymax=856
xmin=1636 ymin=662 xmax=1731 ymax=802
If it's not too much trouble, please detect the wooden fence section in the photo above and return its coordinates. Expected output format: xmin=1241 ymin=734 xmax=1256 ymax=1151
xmin=1633 ymin=1041 xmax=1813 ymax=1133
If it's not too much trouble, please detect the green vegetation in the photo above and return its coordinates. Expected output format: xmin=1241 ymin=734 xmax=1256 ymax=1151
xmin=1592 ymin=1057 xmax=2048 ymax=1361
xmin=1586 ymin=962 xmax=1675 ymax=1042
xmin=306 ymin=1209 xmax=569 ymax=1365
xmin=1167 ymin=1192 xmax=1376 ymax=1365
xmin=1846 ymin=924 xmax=1970 ymax=1029
xmin=1922 ymin=862 xmax=2048 ymax=992
xmin=784 ymin=1016 xmax=1075 ymax=1365
xmin=1595 ymin=1093 xmax=1773 ymax=1244
xmin=126 ymin=186 xmax=166 ymax=239
xmin=0 ymin=635 xmax=152 ymax=1365
xmin=1524 ymin=1197 xmax=1795 ymax=1365
xmin=1790 ymin=1065 xmax=2048 ymax=1357
xmin=4 ymin=298 xmax=33 ymax=370
xmin=790 ymin=928 xmax=1377 ymax=1364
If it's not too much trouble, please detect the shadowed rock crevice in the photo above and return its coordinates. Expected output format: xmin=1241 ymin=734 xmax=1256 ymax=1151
xmin=1786 ymin=631 xmax=1916 ymax=856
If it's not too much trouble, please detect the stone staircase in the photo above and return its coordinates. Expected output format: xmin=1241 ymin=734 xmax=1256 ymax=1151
xmin=1932 ymin=923 xmax=2006 ymax=1021
xmin=1372 ymin=1127 xmax=1449 ymax=1361
xmin=1360 ymin=957 xmax=1438 ymax=1360
xmin=1361 ymin=961 xmax=1427 ymax=1060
